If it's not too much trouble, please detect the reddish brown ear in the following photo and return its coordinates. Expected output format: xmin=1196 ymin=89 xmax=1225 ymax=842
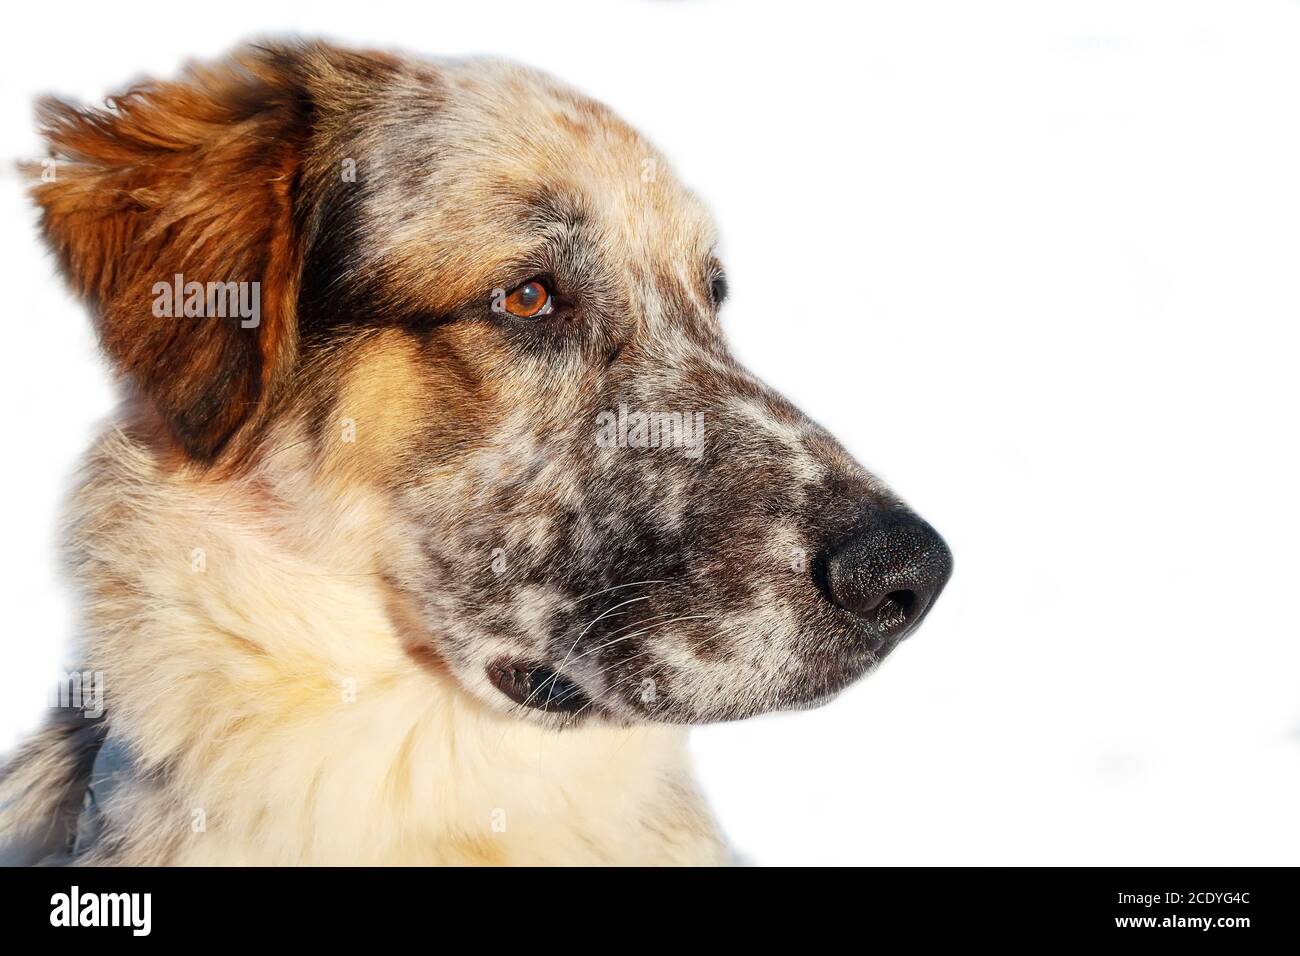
xmin=29 ymin=48 xmax=313 ymax=461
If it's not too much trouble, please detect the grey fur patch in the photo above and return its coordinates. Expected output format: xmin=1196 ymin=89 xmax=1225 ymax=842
xmin=0 ymin=710 xmax=106 ymax=865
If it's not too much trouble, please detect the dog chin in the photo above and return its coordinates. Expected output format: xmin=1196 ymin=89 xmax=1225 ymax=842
xmin=480 ymin=649 xmax=892 ymax=727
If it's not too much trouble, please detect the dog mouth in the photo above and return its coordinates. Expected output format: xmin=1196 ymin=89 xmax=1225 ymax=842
xmin=487 ymin=659 xmax=592 ymax=715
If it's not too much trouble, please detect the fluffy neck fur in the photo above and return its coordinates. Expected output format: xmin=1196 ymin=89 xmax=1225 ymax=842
xmin=67 ymin=425 xmax=725 ymax=865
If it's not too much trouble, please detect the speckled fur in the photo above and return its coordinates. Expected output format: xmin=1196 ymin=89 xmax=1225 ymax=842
xmin=2 ymin=42 xmax=922 ymax=865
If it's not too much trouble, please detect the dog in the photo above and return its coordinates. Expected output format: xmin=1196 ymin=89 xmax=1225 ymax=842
xmin=0 ymin=41 xmax=952 ymax=865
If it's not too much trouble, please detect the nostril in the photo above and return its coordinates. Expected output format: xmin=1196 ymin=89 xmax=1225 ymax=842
xmin=874 ymin=589 xmax=917 ymax=631
xmin=819 ymin=507 xmax=952 ymax=640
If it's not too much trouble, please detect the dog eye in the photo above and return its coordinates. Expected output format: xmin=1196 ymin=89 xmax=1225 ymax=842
xmin=709 ymin=273 xmax=728 ymax=306
xmin=502 ymin=279 xmax=553 ymax=318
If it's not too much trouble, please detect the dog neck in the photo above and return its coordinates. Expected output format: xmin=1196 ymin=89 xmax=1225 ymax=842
xmin=64 ymin=425 xmax=724 ymax=865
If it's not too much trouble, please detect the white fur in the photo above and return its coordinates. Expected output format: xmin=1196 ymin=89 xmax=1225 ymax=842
xmin=64 ymin=426 xmax=726 ymax=865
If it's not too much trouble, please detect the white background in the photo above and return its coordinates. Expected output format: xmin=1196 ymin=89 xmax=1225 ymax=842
xmin=1 ymin=1 xmax=1297 ymax=865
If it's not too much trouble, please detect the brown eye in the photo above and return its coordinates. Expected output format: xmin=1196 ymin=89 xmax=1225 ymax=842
xmin=503 ymin=280 xmax=553 ymax=318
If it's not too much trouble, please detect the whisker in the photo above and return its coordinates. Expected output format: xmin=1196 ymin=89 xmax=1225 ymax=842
xmin=568 ymin=654 xmax=666 ymax=720
xmin=569 ymin=614 xmax=709 ymax=665
xmin=531 ymin=608 xmax=702 ymax=709
xmin=587 ymin=610 xmax=686 ymax=642
xmin=525 ymin=595 xmax=652 ymax=710
xmin=571 ymin=579 xmax=667 ymax=605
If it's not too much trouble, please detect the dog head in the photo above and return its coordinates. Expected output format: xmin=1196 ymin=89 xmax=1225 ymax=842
xmin=31 ymin=42 xmax=951 ymax=725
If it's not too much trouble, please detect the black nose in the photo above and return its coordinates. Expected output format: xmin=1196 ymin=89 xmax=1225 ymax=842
xmin=821 ymin=509 xmax=953 ymax=640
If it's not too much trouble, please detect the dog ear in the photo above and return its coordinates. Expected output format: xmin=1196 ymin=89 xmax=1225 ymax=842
xmin=28 ymin=47 xmax=316 ymax=462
